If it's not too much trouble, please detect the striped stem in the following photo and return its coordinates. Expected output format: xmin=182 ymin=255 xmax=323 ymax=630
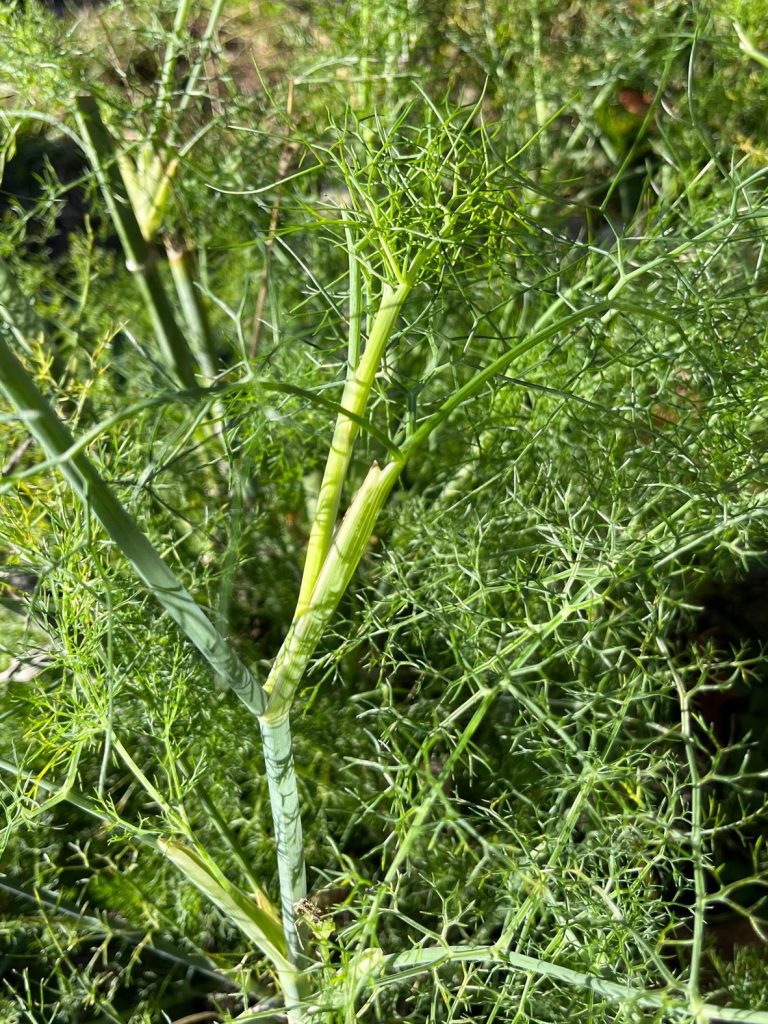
xmin=264 ymin=460 xmax=401 ymax=723
xmin=259 ymin=716 xmax=308 ymax=974
xmin=295 ymin=280 xmax=411 ymax=615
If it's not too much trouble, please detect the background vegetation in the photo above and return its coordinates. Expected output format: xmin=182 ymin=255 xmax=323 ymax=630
xmin=2 ymin=0 xmax=768 ymax=1021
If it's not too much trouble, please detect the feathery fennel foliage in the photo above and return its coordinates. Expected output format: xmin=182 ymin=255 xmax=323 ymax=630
xmin=1 ymin=2 xmax=768 ymax=1022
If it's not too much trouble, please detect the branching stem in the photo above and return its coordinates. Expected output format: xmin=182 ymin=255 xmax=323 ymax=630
xmin=295 ymin=280 xmax=412 ymax=615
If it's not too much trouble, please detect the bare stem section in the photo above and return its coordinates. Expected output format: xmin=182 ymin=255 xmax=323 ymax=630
xmin=260 ymin=718 xmax=308 ymax=970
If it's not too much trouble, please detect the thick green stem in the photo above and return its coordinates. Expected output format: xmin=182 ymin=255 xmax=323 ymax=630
xmin=257 ymin=462 xmax=403 ymax=1005
xmin=259 ymin=716 xmax=308 ymax=970
xmin=73 ymin=95 xmax=199 ymax=389
xmin=165 ymin=236 xmax=219 ymax=382
xmin=0 ymin=325 xmax=266 ymax=716
xmin=295 ymin=280 xmax=411 ymax=614
xmin=265 ymin=461 xmax=401 ymax=723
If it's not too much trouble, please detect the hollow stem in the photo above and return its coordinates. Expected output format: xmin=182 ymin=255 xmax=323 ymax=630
xmin=73 ymin=95 xmax=198 ymax=389
xmin=259 ymin=715 xmax=308 ymax=974
xmin=265 ymin=461 xmax=401 ymax=723
xmin=165 ymin=236 xmax=219 ymax=382
xmin=295 ymin=280 xmax=411 ymax=615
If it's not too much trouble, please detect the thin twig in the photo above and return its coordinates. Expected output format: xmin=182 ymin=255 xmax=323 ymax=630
xmin=2 ymin=435 xmax=33 ymax=477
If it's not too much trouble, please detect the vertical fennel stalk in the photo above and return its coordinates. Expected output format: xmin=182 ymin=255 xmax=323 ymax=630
xmin=261 ymin=260 xmax=419 ymax=988
xmin=165 ymin=237 xmax=219 ymax=382
xmin=259 ymin=461 xmax=402 ymax=1006
xmin=295 ymin=279 xmax=411 ymax=614
xmin=73 ymin=96 xmax=199 ymax=389
xmin=259 ymin=716 xmax=308 ymax=970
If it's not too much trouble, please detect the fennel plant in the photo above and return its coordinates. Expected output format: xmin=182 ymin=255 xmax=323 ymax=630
xmin=2 ymin=2 xmax=768 ymax=1023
